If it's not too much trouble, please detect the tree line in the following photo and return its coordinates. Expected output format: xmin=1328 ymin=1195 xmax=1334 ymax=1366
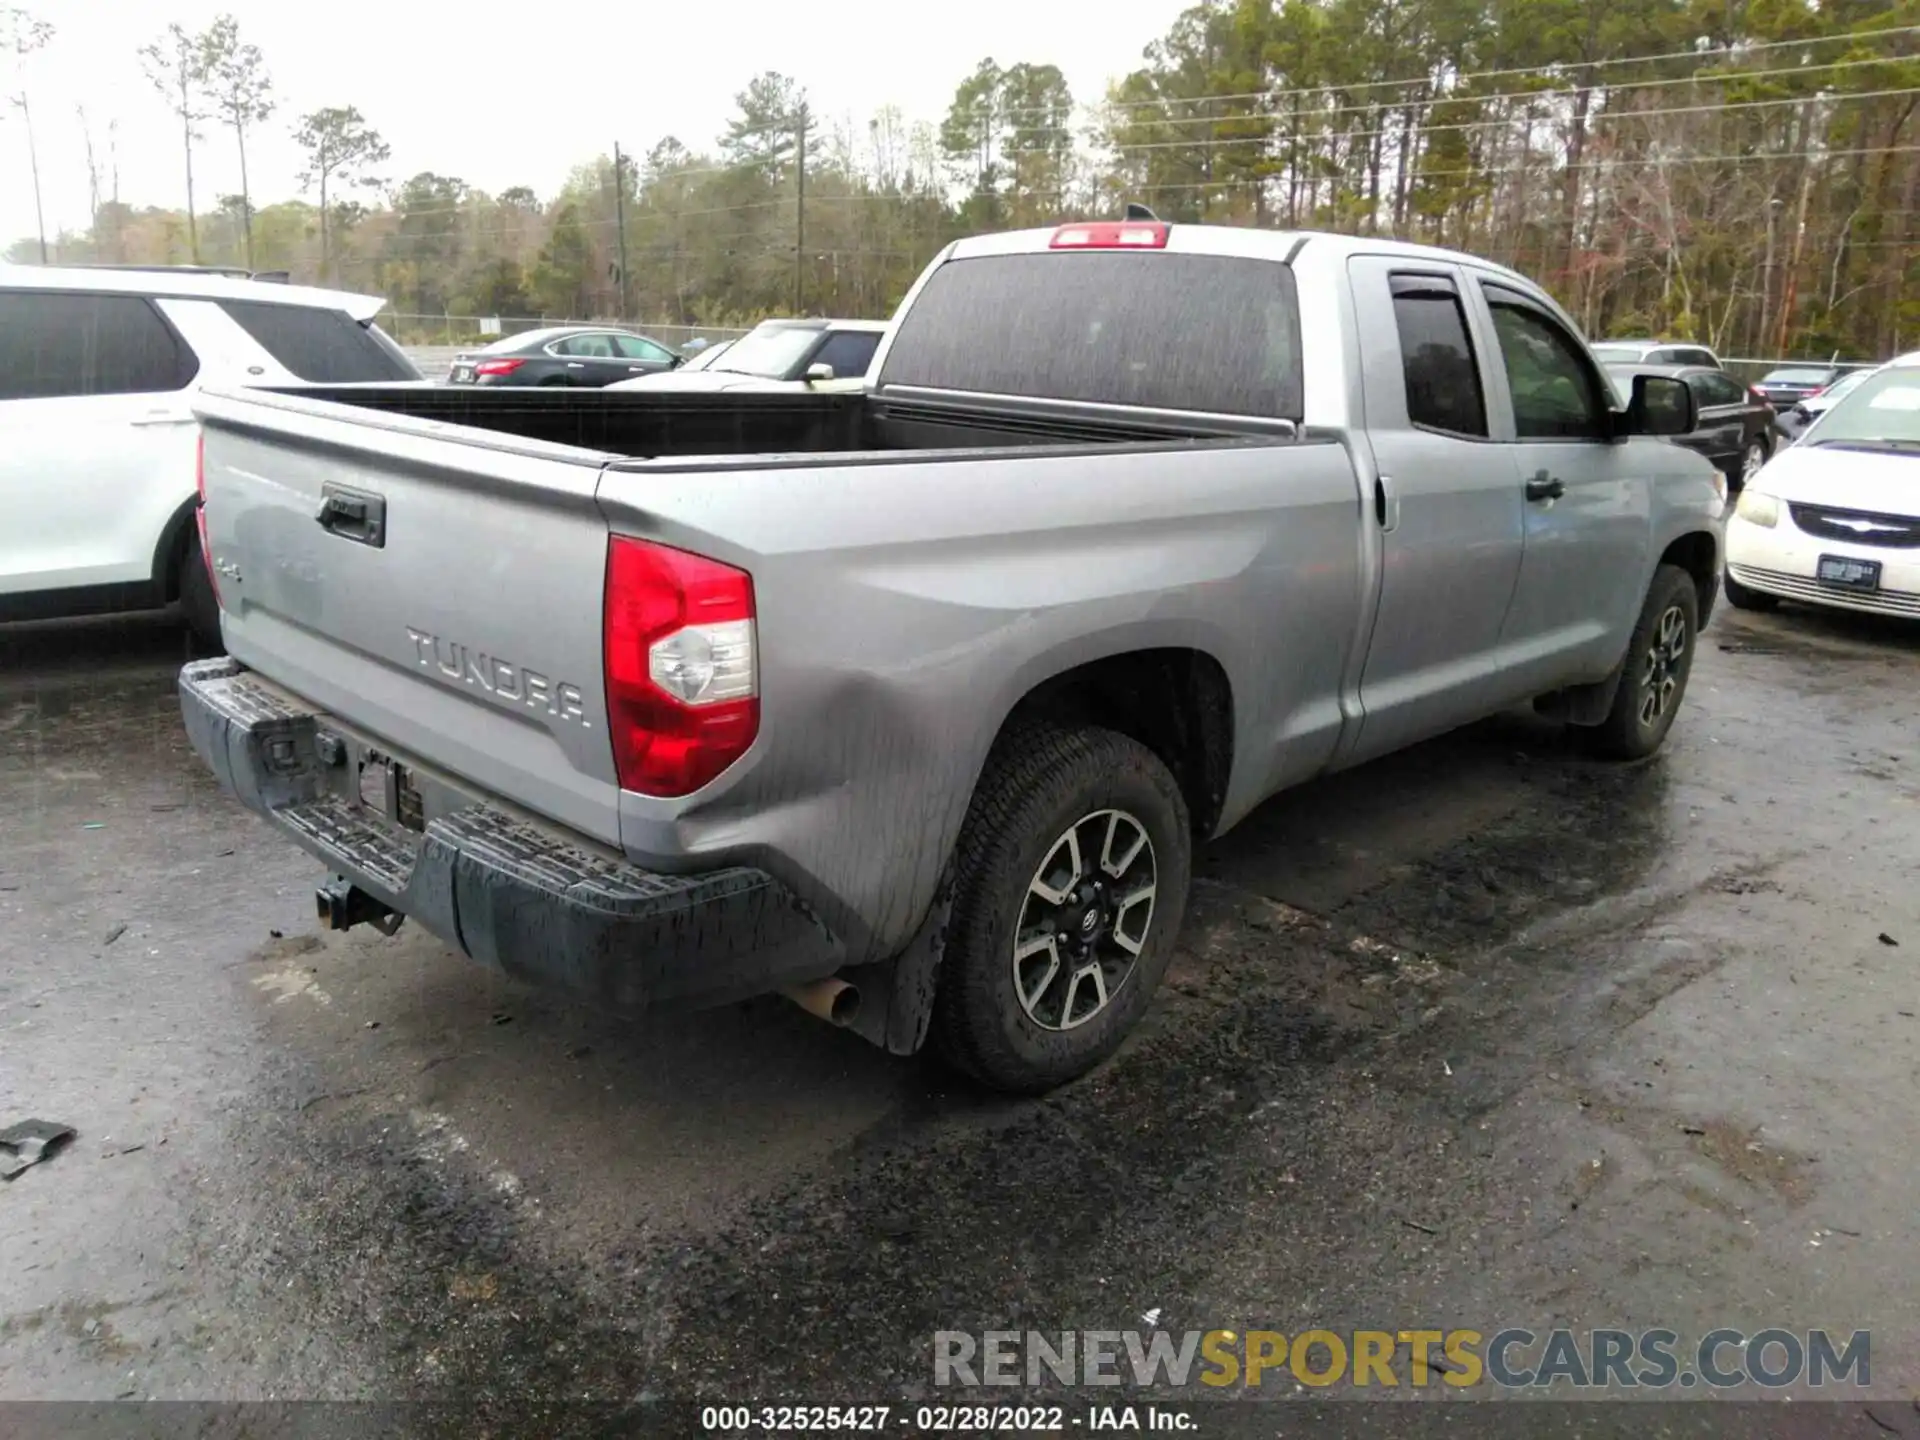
xmin=4 ymin=0 xmax=1917 ymax=359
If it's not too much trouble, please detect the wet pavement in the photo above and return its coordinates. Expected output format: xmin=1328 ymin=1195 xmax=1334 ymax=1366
xmin=3 ymin=600 xmax=1918 ymax=1428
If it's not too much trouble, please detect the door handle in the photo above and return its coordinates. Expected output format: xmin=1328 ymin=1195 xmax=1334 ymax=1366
xmin=314 ymin=482 xmax=386 ymax=548
xmin=1374 ymin=474 xmax=1400 ymax=532
xmin=130 ymin=409 xmax=195 ymax=427
xmin=1525 ymin=471 xmax=1566 ymax=503
xmin=566 ymin=362 xmax=585 ymax=369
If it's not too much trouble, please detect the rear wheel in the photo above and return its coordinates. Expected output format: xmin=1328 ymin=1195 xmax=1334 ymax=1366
xmin=1583 ymin=564 xmax=1698 ymax=761
xmin=177 ymin=532 xmax=222 ymax=652
xmin=931 ymin=721 xmax=1192 ymax=1095
xmin=1722 ymin=569 xmax=1779 ymax=613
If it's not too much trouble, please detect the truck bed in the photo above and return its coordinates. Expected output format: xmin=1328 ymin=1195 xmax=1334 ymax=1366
xmin=266 ymin=383 xmax=1287 ymax=460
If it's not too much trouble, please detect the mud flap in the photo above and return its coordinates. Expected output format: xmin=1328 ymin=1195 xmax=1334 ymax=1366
xmin=1535 ymin=654 xmax=1628 ymax=727
xmin=840 ymin=879 xmax=953 ymax=1057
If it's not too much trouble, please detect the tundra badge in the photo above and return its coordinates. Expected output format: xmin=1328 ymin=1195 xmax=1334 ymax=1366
xmin=405 ymin=627 xmax=590 ymax=726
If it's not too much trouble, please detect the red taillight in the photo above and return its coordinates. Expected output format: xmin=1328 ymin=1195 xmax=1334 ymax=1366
xmin=473 ymin=357 xmax=526 ymax=378
xmin=1049 ymin=221 xmax=1170 ymax=250
xmin=195 ymin=431 xmax=221 ymax=608
xmin=603 ymin=537 xmax=758 ymax=798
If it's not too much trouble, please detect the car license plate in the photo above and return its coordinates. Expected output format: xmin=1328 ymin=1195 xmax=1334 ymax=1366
xmin=452 ymin=365 xmax=472 ymax=382
xmin=1816 ymin=554 xmax=1881 ymax=591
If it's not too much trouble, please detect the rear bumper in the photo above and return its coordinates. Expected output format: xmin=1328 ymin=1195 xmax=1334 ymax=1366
xmin=178 ymin=657 xmax=845 ymax=1011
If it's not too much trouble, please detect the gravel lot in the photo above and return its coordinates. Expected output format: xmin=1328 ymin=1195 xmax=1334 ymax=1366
xmin=2 ymin=597 xmax=1917 ymax=1434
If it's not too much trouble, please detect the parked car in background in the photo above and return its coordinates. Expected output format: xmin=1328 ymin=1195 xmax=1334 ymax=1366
xmin=445 ymin=327 xmax=682 ymax=386
xmin=180 ymin=217 xmax=1719 ymax=1093
xmin=676 ymin=338 xmax=736 ymax=372
xmin=1725 ymin=353 xmax=1920 ymax=618
xmin=1591 ymin=338 xmax=1724 ymax=369
xmin=1752 ymin=364 xmax=1844 ymax=411
xmin=1775 ymin=365 xmax=1876 ymax=443
xmin=608 ymin=318 xmax=886 ymax=393
xmin=1604 ymin=361 xmax=1780 ymax=489
xmin=0 ymin=263 xmax=419 ymax=646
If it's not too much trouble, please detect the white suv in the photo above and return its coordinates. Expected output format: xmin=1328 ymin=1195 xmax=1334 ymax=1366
xmin=0 ymin=265 xmax=419 ymax=645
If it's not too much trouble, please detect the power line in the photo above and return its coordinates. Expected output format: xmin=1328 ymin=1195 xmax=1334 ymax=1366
xmin=1089 ymin=85 xmax=1920 ymax=157
xmin=1012 ymin=20 xmax=1920 ymax=122
xmin=1094 ymin=143 xmax=1920 ymax=192
xmin=1076 ymin=54 xmax=1920 ymax=134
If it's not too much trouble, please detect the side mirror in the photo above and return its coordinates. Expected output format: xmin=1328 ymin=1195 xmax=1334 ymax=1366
xmin=804 ymin=363 xmax=835 ymax=383
xmin=1623 ymin=374 xmax=1695 ymax=437
xmin=670 ymin=354 xmax=685 ymax=369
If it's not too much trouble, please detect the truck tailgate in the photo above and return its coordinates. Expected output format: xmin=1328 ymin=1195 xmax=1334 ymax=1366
xmin=194 ymin=387 xmax=623 ymax=845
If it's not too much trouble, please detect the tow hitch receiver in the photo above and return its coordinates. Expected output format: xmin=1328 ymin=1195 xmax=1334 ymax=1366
xmin=315 ymin=874 xmax=405 ymax=936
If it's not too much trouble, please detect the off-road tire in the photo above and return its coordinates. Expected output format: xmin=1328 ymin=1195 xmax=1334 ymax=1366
xmin=930 ymin=720 xmax=1192 ymax=1095
xmin=1584 ymin=563 xmax=1699 ymax=761
xmin=1722 ymin=570 xmax=1779 ymax=613
xmin=177 ymin=532 xmax=223 ymax=652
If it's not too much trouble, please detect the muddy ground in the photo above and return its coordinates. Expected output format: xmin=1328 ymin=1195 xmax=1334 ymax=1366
xmin=2 ymin=600 xmax=1916 ymax=1435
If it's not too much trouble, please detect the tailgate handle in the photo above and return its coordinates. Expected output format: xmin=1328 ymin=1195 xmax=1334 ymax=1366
xmin=315 ymin=484 xmax=386 ymax=548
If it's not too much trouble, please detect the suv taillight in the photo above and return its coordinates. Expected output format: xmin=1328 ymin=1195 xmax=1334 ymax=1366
xmin=195 ymin=431 xmax=221 ymax=607
xmin=603 ymin=537 xmax=758 ymax=797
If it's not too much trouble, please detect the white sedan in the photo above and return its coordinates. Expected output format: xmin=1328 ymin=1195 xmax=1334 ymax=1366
xmin=610 ymin=318 xmax=885 ymax=394
xmin=1724 ymin=354 xmax=1920 ymax=618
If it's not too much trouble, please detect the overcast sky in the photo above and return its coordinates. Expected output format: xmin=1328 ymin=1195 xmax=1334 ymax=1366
xmin=0 ymin=0 xmax=1173 ymax=244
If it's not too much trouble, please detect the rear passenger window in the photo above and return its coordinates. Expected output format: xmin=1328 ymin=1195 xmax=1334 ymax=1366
xmin=0 ymin=291 xmax=198 ymax=400
xmin=1389 ymin=278 xmax=1487 ymax=438
xmin=879 ymin=252 xmax=1304 ymax=419
xmin=215 ymin=299 xmax=416 ymax=382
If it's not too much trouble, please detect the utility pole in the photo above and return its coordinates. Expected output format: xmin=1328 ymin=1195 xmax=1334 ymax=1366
xmin=612 ymin=140 xmax=630 ymax=321
xmin=794 ymin=108 xmax=807 ymax=315
xmin=11 ymin=94 xmax=48 ymax=263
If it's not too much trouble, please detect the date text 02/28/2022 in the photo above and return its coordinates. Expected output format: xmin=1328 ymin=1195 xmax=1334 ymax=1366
xmin=699 ymin=1404 xmax=1194 ymax=1431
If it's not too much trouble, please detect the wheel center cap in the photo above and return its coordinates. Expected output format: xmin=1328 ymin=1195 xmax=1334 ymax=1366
xmin=1079 ymin=908 xmax=1101 ymax=935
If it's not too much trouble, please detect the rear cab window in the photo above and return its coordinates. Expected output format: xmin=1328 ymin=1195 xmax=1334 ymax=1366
xmin=0 ymin=290 xmax=200 ymax=400
xmin=215 ymin=299 xmax=417 ymax=382
xmin=878 ymin=251 xmax=1304 ymax=419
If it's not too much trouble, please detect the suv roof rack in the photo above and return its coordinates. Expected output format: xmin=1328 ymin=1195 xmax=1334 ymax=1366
xmin=56 ymin=262 xmax=289 ymax=283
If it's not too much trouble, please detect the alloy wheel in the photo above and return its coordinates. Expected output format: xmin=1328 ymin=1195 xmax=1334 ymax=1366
xmin=1012 ymin=809 xmax=1158 ymax=1032
xmin=1638 ymin=603 xmax=1690 ymax=729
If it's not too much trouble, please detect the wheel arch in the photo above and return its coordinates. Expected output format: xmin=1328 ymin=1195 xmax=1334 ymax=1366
xmin=1659 ymin=529 xmax=1720 ymax=632
xmin=842 ymin=642 xmax=1236 ymax=1061
xmin=150 ymin=493 xmax=201 ymax=602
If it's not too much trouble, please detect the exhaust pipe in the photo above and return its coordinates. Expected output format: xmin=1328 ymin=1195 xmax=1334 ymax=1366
xmin=782 ymin=976 xmax=861 ymax=1028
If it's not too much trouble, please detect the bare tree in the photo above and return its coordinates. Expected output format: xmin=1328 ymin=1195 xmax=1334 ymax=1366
xmin=140 ymin=22 xmax=210 ymax=264
xmin=2 ymin=6 xmax=54 ymax=262
xmin=199 ymin=15 xmax=273 ymax=270
xmin=292 ymin=106 xmax=390 ymax=283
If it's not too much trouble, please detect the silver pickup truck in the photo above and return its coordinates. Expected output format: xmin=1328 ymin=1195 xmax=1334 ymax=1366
xmin=179 ymin=217 xmax=1723 ymax=1093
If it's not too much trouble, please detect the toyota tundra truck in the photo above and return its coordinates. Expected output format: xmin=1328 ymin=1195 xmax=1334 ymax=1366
xmin=178 ymin=217 xmax=1722 ymax=1093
